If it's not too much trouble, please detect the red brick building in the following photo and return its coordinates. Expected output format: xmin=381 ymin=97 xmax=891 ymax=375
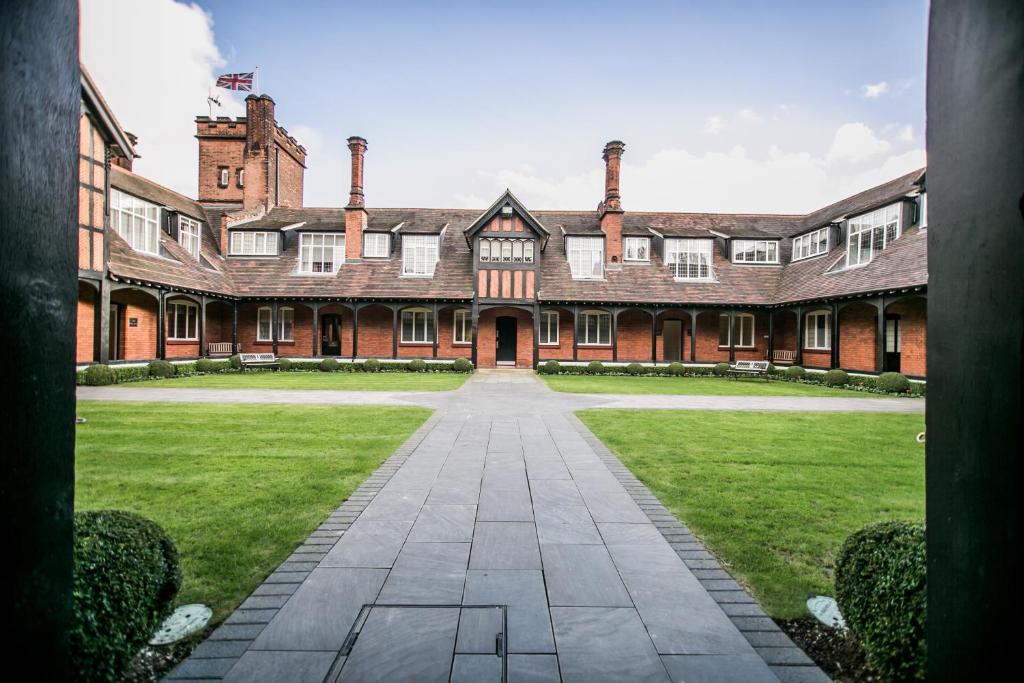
xmin=76 ymin=91 xmax=928 ymax=377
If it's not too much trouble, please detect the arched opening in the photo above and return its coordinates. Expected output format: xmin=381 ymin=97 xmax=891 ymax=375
xmin=76 ymin=281 xmax=98 ymax=364
xmin=204 ymin=300 xmax=234 ymax=357
xmin=655 ymin=308 xmax=690 ymax=362
xmin=109 ymin=287 xmax=160 ymax=361
xmin=884 ymin=295 xmax=927 ymax=376
xmin=538 ymin=307 xmax=572 ymax=362
xmin=838 ymin=301 xmax=878 ymax=372
xmin=477 ymin=306 xmax=534 ymax=368
xmin=616 ymin=308 xmax=655 ymax=362
xmin=437 ymin=304 xmax=473 ymax=360
xmin=355 ymin=304 xmax=393 ymax=359
xmin=164 ymin=295 xmax=201 ymax=359
xmin=319 ymin=304 xmax=353 ymax=357
xmin=801 ymin=307 xmax=833 ymax=369
xmin=770 ymin=309 xmax=799 ymax=365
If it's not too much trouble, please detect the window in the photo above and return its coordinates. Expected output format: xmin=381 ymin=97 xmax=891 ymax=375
xmin=479 ymin=238 xmax=534 ymax=264
xmin=732 ymin=239 xmax=779 ymax=264
xmin=402 ymin=235 xmax=440 ymax=276
xmin=110 ymin=189 xmax=160 ymax=254
xmin=566 ymin=237 xmax=604 ymax=280
xmin=539 ymin=311 xmax=559 ymax=345
xmin=230 ymin=231 xmax=278 ymax=256
xmin=885 ymin=317 xmax=901 ymax=353
xmin=623 ymin=237 xmax=650 ymax=262
xmin=401 ymin=308 xmax=434 ymax=343
xmin=278 ymin=307 xmax=294 ymax=342
xmin=578 ymin=310 xmax=611 ymax=345
xmin=718 ymin=313 xmax=755 ymax=348
xmin=665 ymin=238 xmax=713 ymax=280
xmin=178 ymin=215 xmax=201 ymax=260
xmin=363 ymin=232 xmax=390 ymax=258
xmin=218 ymin=167 xmax=229 ymax=188
xmin=257 ymin=307 xmax=272 ymax=342
xmin=792 ymin=228 xmax=830 ymax=261
xmin=847 ymin=203 xmax=901 ymax=267
xmin=166 ymin=301 xmax=198 ymax=341
xmin=236 ymin=168 xmax=245 ymax=188
xmin=918 ymin=193 xmax=927 ymax=229
xmin=453 ymin=309 xmax=471 ymax=344
xmin=299 ymin=233 xmax=345 ymax=273
xmin=805 ymin=311 xmax=831 ymax=350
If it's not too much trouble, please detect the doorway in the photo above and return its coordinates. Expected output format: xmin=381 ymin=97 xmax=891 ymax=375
xmin=662 ymin=319 xmax=682 ymax=361
xmin=321 ymin=314 xmax=342 ymax=355
xmin=496 ymin=316 xmax=517 ymax=365
xmin=885 ymin=314 xmax=901 ymax=372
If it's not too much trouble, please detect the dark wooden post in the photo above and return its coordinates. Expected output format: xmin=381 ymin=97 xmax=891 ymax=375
xmin=311 ymin=303 xmax=319 ymax=357
xmin=688 ymin=309 xmax=698 ymax=362
xmin=830 ymin=302 xmax=840 ymax=369
xmin=198 ymin=296 xmax=207 ymax=359
xmin=97 ymin=279 xmax=110 ymax=363
xmin=391 ymin=305 xmax=399 ymax=359
xmin=271 ymin=301 xmax=278 ymax=356
xmin=927 ymin=2 xmax=1022 ymax=679
xmin=157 ymin=290 xmax=166 ymax=359
xmin=572 ymin=304 xmax=579 ymax=362
xmin=875 ymin=296 xmax=886 ymax=373
xmin=650 ymin=309 xmax=657 ymax=364
xmin=470 ymin=301 xmax=479 ymax=367
xmin=351 ymin=304 xmax=358 ymax=359
xmin=2 ymin=1 xmax=78 ymax=673
xmin=767 ymin=309 xmax=774 ymax=363
xmin=794 ymin=306 xmax=804 ymax=367
xmin=432 ymin=303 xmax=439 ymax=359
xmin=611 ymin=308 xmax=619 ymax=362
xmin=533 ymin=303 xmax=541 ymax=368
xmin=231 ymin=301 xmax=239 ymax=353
xmin=728 ymin=309 xmax=736 ymax=363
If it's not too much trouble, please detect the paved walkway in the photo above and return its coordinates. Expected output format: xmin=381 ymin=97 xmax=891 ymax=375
xmin=123 ymin=371 xmax=898 ymax=682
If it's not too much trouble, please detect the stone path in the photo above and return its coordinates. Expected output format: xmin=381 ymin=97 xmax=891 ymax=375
xmin=124 ymin=370 xmax=883 ymax=682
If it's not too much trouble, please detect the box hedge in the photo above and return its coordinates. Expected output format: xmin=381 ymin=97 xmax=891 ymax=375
xmin=319 ymin=358 xmax=339 ymax=372
xmin=408 ymin=359 xmax=427 ymax=372
xmin=712 ymin=362 xmax=731 ymax=376
xmin=452 ymin=358 xmax=473 ymax=372
xmin=147 ymin=360 xmax=175 ymax=378
xmin=877 ymin=372 xmax=911 ymax=394
xmin=71 ymin=510 xmax=181 ymax=683
xmin=784 ymin=365 xmax=806 ymax=379
xmin=823 ymin=368 xmax=849 ymax=386
xmin=83 ymin=364 xmax=115 ymax=386
xmin=835 ymin=521 xmax=926 ymax=681
xmin=586 ymin=360 xmax=605 ymax=375
xmin=277 ymin=358 xmax=292 ymax=371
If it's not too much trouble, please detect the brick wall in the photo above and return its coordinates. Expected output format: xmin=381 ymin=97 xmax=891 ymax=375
xmin=476 ymin=307 xmax=534 ymax=368
xmin=693 ymin=311 xmax=769 ymax=362
xmin=112 ymin=289 xmax=158 ymax=361
xmin=888 ymin=297 xmax=926 ymax=376
xmin=274 ymin=144 xmax=305 ymax=208
xmin=839 ymin=303 xmax=877 ymax=371
xmin=617 ymin=309 xmax=654 ymax=361
xmin=437 ymin=307 xmax=473 ymax=360
xmin=77 ymin=283 xmax=96 ymax=363
xmin=78 ymin=114 xmax=106 ymax=272
xmin=355 ymin=305 xmax=392 ymax=357
xmin=205 ymin=303 xmax=233 ymax=346
xmin=655 ymin=309 xmax=690 ymax=361
xmin=197 ymin=132 xmax=246 ymax=203
xmin=538 ymin=308 xmax=575 ymax=361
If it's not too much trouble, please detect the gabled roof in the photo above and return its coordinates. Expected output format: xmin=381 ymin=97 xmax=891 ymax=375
xmin=80 ymin=65 xmax=136 ymax=161
xmin=463 ymin=189 xmax=551 ymax=248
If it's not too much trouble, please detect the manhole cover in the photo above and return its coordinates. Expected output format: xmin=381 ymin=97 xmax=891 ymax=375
xmin=149 ymin=604 xmax=212 ymax=645
xmin=806 ymin=596 xmax=845 ymax=629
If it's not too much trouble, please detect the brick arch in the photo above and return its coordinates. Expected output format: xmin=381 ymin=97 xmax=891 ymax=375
xmin=355 ymin=303 xmax=393 ymax=359
xmin=884 ymin=295 xmax=927 ymax=377
xmin=800 ymin=305 xmax=833 ymax=370
xmin=204 ymin=300 xmax=234 ymax=355
xmin=771 ymin=309 xmax=799 ymax=363
xmin=436 ymin=304 xmax=473 ymax=361
xmin=476 ymin=306 xmax=534 ymax=368
xmin=616 ymin=308 xmax=655 ymax=362
xmin=164 ymin=294 xmax=202 ymax=359
xmin=655 ymin=308 xmax=691 ymax=362
xmin=76 ymin=281 xmax=99 ymax=364
xmin=837 ymin=301 xmax=878 ymax=372
xmin=109 ymin=287 xmax=159 ymax=361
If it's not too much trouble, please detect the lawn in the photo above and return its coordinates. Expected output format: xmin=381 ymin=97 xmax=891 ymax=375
xmin=577 ymin=409 xmax=925 ymax=618
xmin=541 ymin=374 xmax=882 ymax=397
xmin=116 ymin=371 xmax=471 ymax=391
xmin=74 ymin=401 xmax=430 ymax=621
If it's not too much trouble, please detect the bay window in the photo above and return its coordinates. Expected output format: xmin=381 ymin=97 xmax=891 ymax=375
xmin=110 ymin=188 xmax=160 ymax=255
xmin=665 ymin=238 xmax=713 ymax=280
xmin=732 ymin=239 xmax=779 ymax=264
xmin=539 ymin=311 xmax=559 ymax=345
xmin=804 ymin=311 xmax=831 ymax=350
xmin=846 ymin=203 xmax=901 ymax=267
xmin=453 ymin=309 xmax=471 ymax=344
xmin=718 ymin=313 xmax=755 ymax=347
xmin=578 ymin=310 xmax=611 ymax=345
xmin=402 ymin=235 xmax=440 ymax=276
xmin=299 ymin=232 xmax=345 ymax=273
xmin=792 ymin=228 xmax=829 ymax=261
xmin=567 ymin=237 xmax=604 ymax=280
xmin=166 ymin=301 xmax=198 ymax=341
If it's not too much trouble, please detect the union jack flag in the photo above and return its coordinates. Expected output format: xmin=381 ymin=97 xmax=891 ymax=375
xmin=215 ymin=72 xmax=254 ymax=92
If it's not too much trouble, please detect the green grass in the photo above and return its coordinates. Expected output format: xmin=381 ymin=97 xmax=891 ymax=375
xmin=75 ymin=401 xmax=430 ymax=621
xmin=541 ymin=374 xmax=881 ymax=397
xmin=577 ymin=409 xmax=925 ymax=618
xmin=117 ymin=371 xmax=471 ymax=391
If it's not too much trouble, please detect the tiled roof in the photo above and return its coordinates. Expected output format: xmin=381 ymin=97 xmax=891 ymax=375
xmin=110 ymin=166 xmax=207 ymax=221
xmin=796 ymin=168 xmax=925 ymax=235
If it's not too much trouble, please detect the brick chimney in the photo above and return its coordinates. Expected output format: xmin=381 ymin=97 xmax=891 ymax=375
xmin=345 ymin=136 xmax=368 ymax=260
xmin=242 ymin=95 xmax=275 ymax=210
xmin=600 ymin=140 xmax=625 ymax=265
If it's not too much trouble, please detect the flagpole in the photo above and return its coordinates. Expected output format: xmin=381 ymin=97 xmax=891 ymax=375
xmin=255 ymin=66 xmax=260 ymax=95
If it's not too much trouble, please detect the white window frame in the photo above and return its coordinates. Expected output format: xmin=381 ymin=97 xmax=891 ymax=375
xmin=792 ymin=227 xmax=830 ymax=262
xmin=453 ymin=309 xmax=471 ymax=344
xmin=578 ymin=310 xmax=611 ymax=346
xmin=846 ymin=202 xmax=902 ymax=267
xmin=298 ymin=232 xmax=345 ymax=274
xmin=278 ymin=307 xmax=294 ymax=342
xmin=479 ymin=238 xmax=535 ymax=264
xmin=718 ymin=313 xmax=755 ymax=348
xmin=219 ymin=167 xmax=229 ymax=187
xmin=402 ymin=235 xmax=440 ymax=277
xmin=363 ymin=232 xmax=390 ymax=258
xmin=166 ymin=301 xmax=199 ymax=341
xmin=918 ymin=193 xmax=927 ymax=229
xmin=665 ymin=238 xmax=714 ymax=281
xmin=178 ymin=215 xmax=202 ymax=260
xmin=804 ymin=310 xmax=832 ymax=350
xmin=110 ymin=188 xmax=160 ymax=255
xmin=230 ymin=231 xmax=278 ymax=256
xmin=539 ymin=311 xmax=559 ymax=345
xmin=401 ymin=307 xmax=435 ymax=343
xmin=623 ymin=237 xmax=650 ymax=262
xmin=566 ymin=236 xmax=604 ymax=280
xmin=731 ymin=239 xmax=779 ymax=264
xmin=257 ymin=306 xmax=273 ymax=342
xmin=237 ymin=168 xmax=245 ymax=187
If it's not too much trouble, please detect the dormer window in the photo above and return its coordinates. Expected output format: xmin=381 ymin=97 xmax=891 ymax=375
xmin=299 ymin=233 xmax=344 ymax=273
xmin=178 ymin=215 xmax=202 ymax=260
xmin=623 ymin=237 xmax=650 ymax=262
xmin=732 ymin=239 xmax=779 ymax=264
xmin=566 ymin=237 xmax=604 ymax=280
xmin=792 ymin=228 xmax=829 ymax=262
xmin=110 ymin=188 xmax=160 ymax=255
xmin=363 ymin=232 xmax=390 ymax=258
xmin=402 ymin=234 xmax=440 ymax=277
xmin=230 ymin=231 xmax=278 ymax=256
xmin=847 ymin=203 xmax=901 ymax=267
xmin=665 ymin=238 xmax=713 ymax=281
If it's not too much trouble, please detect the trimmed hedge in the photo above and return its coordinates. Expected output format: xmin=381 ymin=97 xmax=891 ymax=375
xmin=195 ymin=358 xmax=216 ymax=374
xmin=277 ymin=358 xmax=292 ymax=371
xmin=877 ymin=372 xmax=911 ymax=394
xmin=784 ymin=366 xmax=807 ymax=379
xmin=835 ymin=521 xmax=926 ymax=681
xmin=408 ymin=359 xmax=427 ymax=373
xmin=147 ymin=360 xmax=175 ymax=378
xmin=625 ymin=362 xmax=644 ymax=375
xmin=666 ymin=362 xmax=685 ymax=376
xmin=84 ymin=364 xmax=115 ymax=386
xmin=586 ymin=360 xmax=605 ymax=375
xmin=229 ymin=354 xmax=242 ymax=370
xmin=319 ymin=358 xmax=339 ymax=372
xmin=452 ymin=358 xmax=473 ymax=372
xmin=712 ymin=362 xmax=731 ymax=376
xmin=540 ymin=360 xmax=561 ymax=375
xmin=363 ymin=358 xmax=381 ymax=373
xmin=823 ymin=368 xmax=850 ymax=386
xmin=71 ymin=510 xmax=181 ymax=683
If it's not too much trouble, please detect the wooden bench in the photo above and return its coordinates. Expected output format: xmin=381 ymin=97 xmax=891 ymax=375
xmin=208 ymin=342 xmax=235 ymax=357
xmin=728 ymin=360 xmax=771 ymax=379
xmin=238 ymin=352 xmax=280 ymax=371
xmin=771 ymin=350 xmax=796 ymax=364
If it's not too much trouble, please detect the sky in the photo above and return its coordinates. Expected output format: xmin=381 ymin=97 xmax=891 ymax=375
xmin=80 ymin=0 xmax=928 ymax=214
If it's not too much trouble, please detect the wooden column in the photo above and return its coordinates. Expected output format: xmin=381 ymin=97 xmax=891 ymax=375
xmin=198 ymin=296 xmax=207 ymax=359
xmin=728 ymin=309 xmax=736 ymax=363
xmin=271 ymin=301 xmax=279 ymax=356
xmin=231 ymin=301 xmax=239 ymax=353
xmin=572 ymin=304 xmax=579 ymax=362
xmin=157 ymin=291 xmax=166 ymax=359
xmin=311 ymin=303 xmax=319 ymax=357
xmin=767 ymin=309 xmax=775 ymax=363
xmin=830 ymin=302 xmax=840 ymax=369
xmin=532 ymin=303 xmax=541 ymax=368
xmin=96 ymin=279 xmax=110 ymax=363
xmin=391 ymin=305 xmax=399 ymax=359
xmin=794 ymin=307 xmax=804 ymax=366
xmin=650 ymin=309 xmax=657 ymax=364
xmin=351 ymin=304 xmax=359 ymax=359
xmin=611 ymin=308 xmax=619 ymax=363
xmin=432 ymin=303 xmax=439 ymax=359
xmin=875 ymin=296 xmax=886 ymax=373
xmin=688 ymin=309 xmax=698 ymax=362
xmin=470 ymin=301 xmax=479 ymax=367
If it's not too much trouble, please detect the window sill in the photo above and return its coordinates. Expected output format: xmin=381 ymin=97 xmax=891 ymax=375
xmin=539 ymin=343 xmax=560 ymax=347
xmin=718 ymin=345 xmax=755 ymax=350
xmin=399 ymin=342 xmax=434 ymax=347
xmin=803 ymin=348 xmax=832 ymax=352
xmin=167 ymin=339 xmax=199 ymax=345
xmin=578 ymin=344 xmax=613 ymax=348
xmin=452 ymin=342 xmax=472 ymax=347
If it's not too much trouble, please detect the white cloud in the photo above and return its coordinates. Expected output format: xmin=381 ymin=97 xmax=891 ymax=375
xmin=862 ymin=81 xmax=889 ymax=99
xmin=898 ymin=125 xmax=915 ymax=142
xmin=826 ymin=122 xmax=891 ymax=163
xmin=736 ymin=108 xmax=761 ymax=122
xmin=288 ymin=124 xmax=346 ymax=206
xmin=704 ymin=116 xmax=726 ymax=135
xmin=80 ymin=0 xmax=245 ymax=197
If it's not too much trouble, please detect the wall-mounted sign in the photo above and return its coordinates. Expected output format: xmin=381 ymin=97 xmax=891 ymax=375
xmin=129 ymin=318 xmax=138 ymax=327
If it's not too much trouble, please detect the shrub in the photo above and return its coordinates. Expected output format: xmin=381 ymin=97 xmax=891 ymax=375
xmin=784 ymin=365 xmax=806 ymax=379
xmin=174 ymin=362 xmax=196 ymax=376
xmin=625 ymin=362 xmax=644 ymax=375
xmin=712 ymin=362 xmax=731 ymax=376
xmin=363 ymin=358 xmax=380 ymax=373
xmin=823 ymin=368 xmax=850 ymax=386
xmin=586 ymin=360 xmax=605 ymax=375
xmin=452 ymin=358 xmax=473 ymax=373
xmin=112 ymin=365 xmax=150 ymax=384
xmin=835 ymin=521 xmax=926 ymax=681
xmin=229 ymin=354 xmax=242 ymax=370
xmin=71 ymin=510 xmax=181 ymax=683
xmin=147 ymin=360 xmax=175 ymax=379
xmin=408 ymin=359 xmax=427 ymax=372
xmin=278 ymin=358 xmax=292 ymax=371
xmin=319 ymin=358 xmax=339 ymax=372
xmin=877 ymin=372 xmax=911 ymax=394
xmin=84 ymin=364 xmax=115 ymax=386
xmin=666 ymin=362 xmax=685 ymax=376
xmin=195 ymin=358 xmax=216 ymax=374
xmin=540 ymin=360 xmax=561 ymax=375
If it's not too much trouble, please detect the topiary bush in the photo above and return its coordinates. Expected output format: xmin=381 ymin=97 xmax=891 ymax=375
xmin=84 ymin=364 xmax=115 ymax=386
xmin=174 ymin=362 xmax=196 ymax=376
xmin=229 ymin=354 xmax=241 ymax=370
xmin=667 ymin=362 xmax=685 ymax=376
xmin=540 ymin=360 xmax=560 ymax=375
xmin=823 ymin=368 xmax=850 ymax=386
xmin=835 ymin=521 xmax=926 ymax=682
xmin=277 ymin=358 xmax=292 ymax=371
xmin=362 ymin=358 xmax=380 ymax=373
xmin=71 ymin=510 xmax=181 ymax=683
xmin=712 ymin=362 xmax=731 ymax=376
xmin=319 ymin=358 xmax=339 ymax=372
xmin=195 ymin=358 xmax=216 ymax=374
xmin=877 ymin=372 xmax=911 ymax=394
xmin=785 ymin=365 xmax=806 ymax=379
xmin=586 ymin=360 xmax=605 ymax=375
xmin=453 ymin=358 xmax=473 ymax=373
xmin=408 ymin=359 xmax=427 ymax=372
xmin=147 ymin=360 xmax=175 ymax=379
xmin=625 ymin=362 xmax=644 ymax=375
